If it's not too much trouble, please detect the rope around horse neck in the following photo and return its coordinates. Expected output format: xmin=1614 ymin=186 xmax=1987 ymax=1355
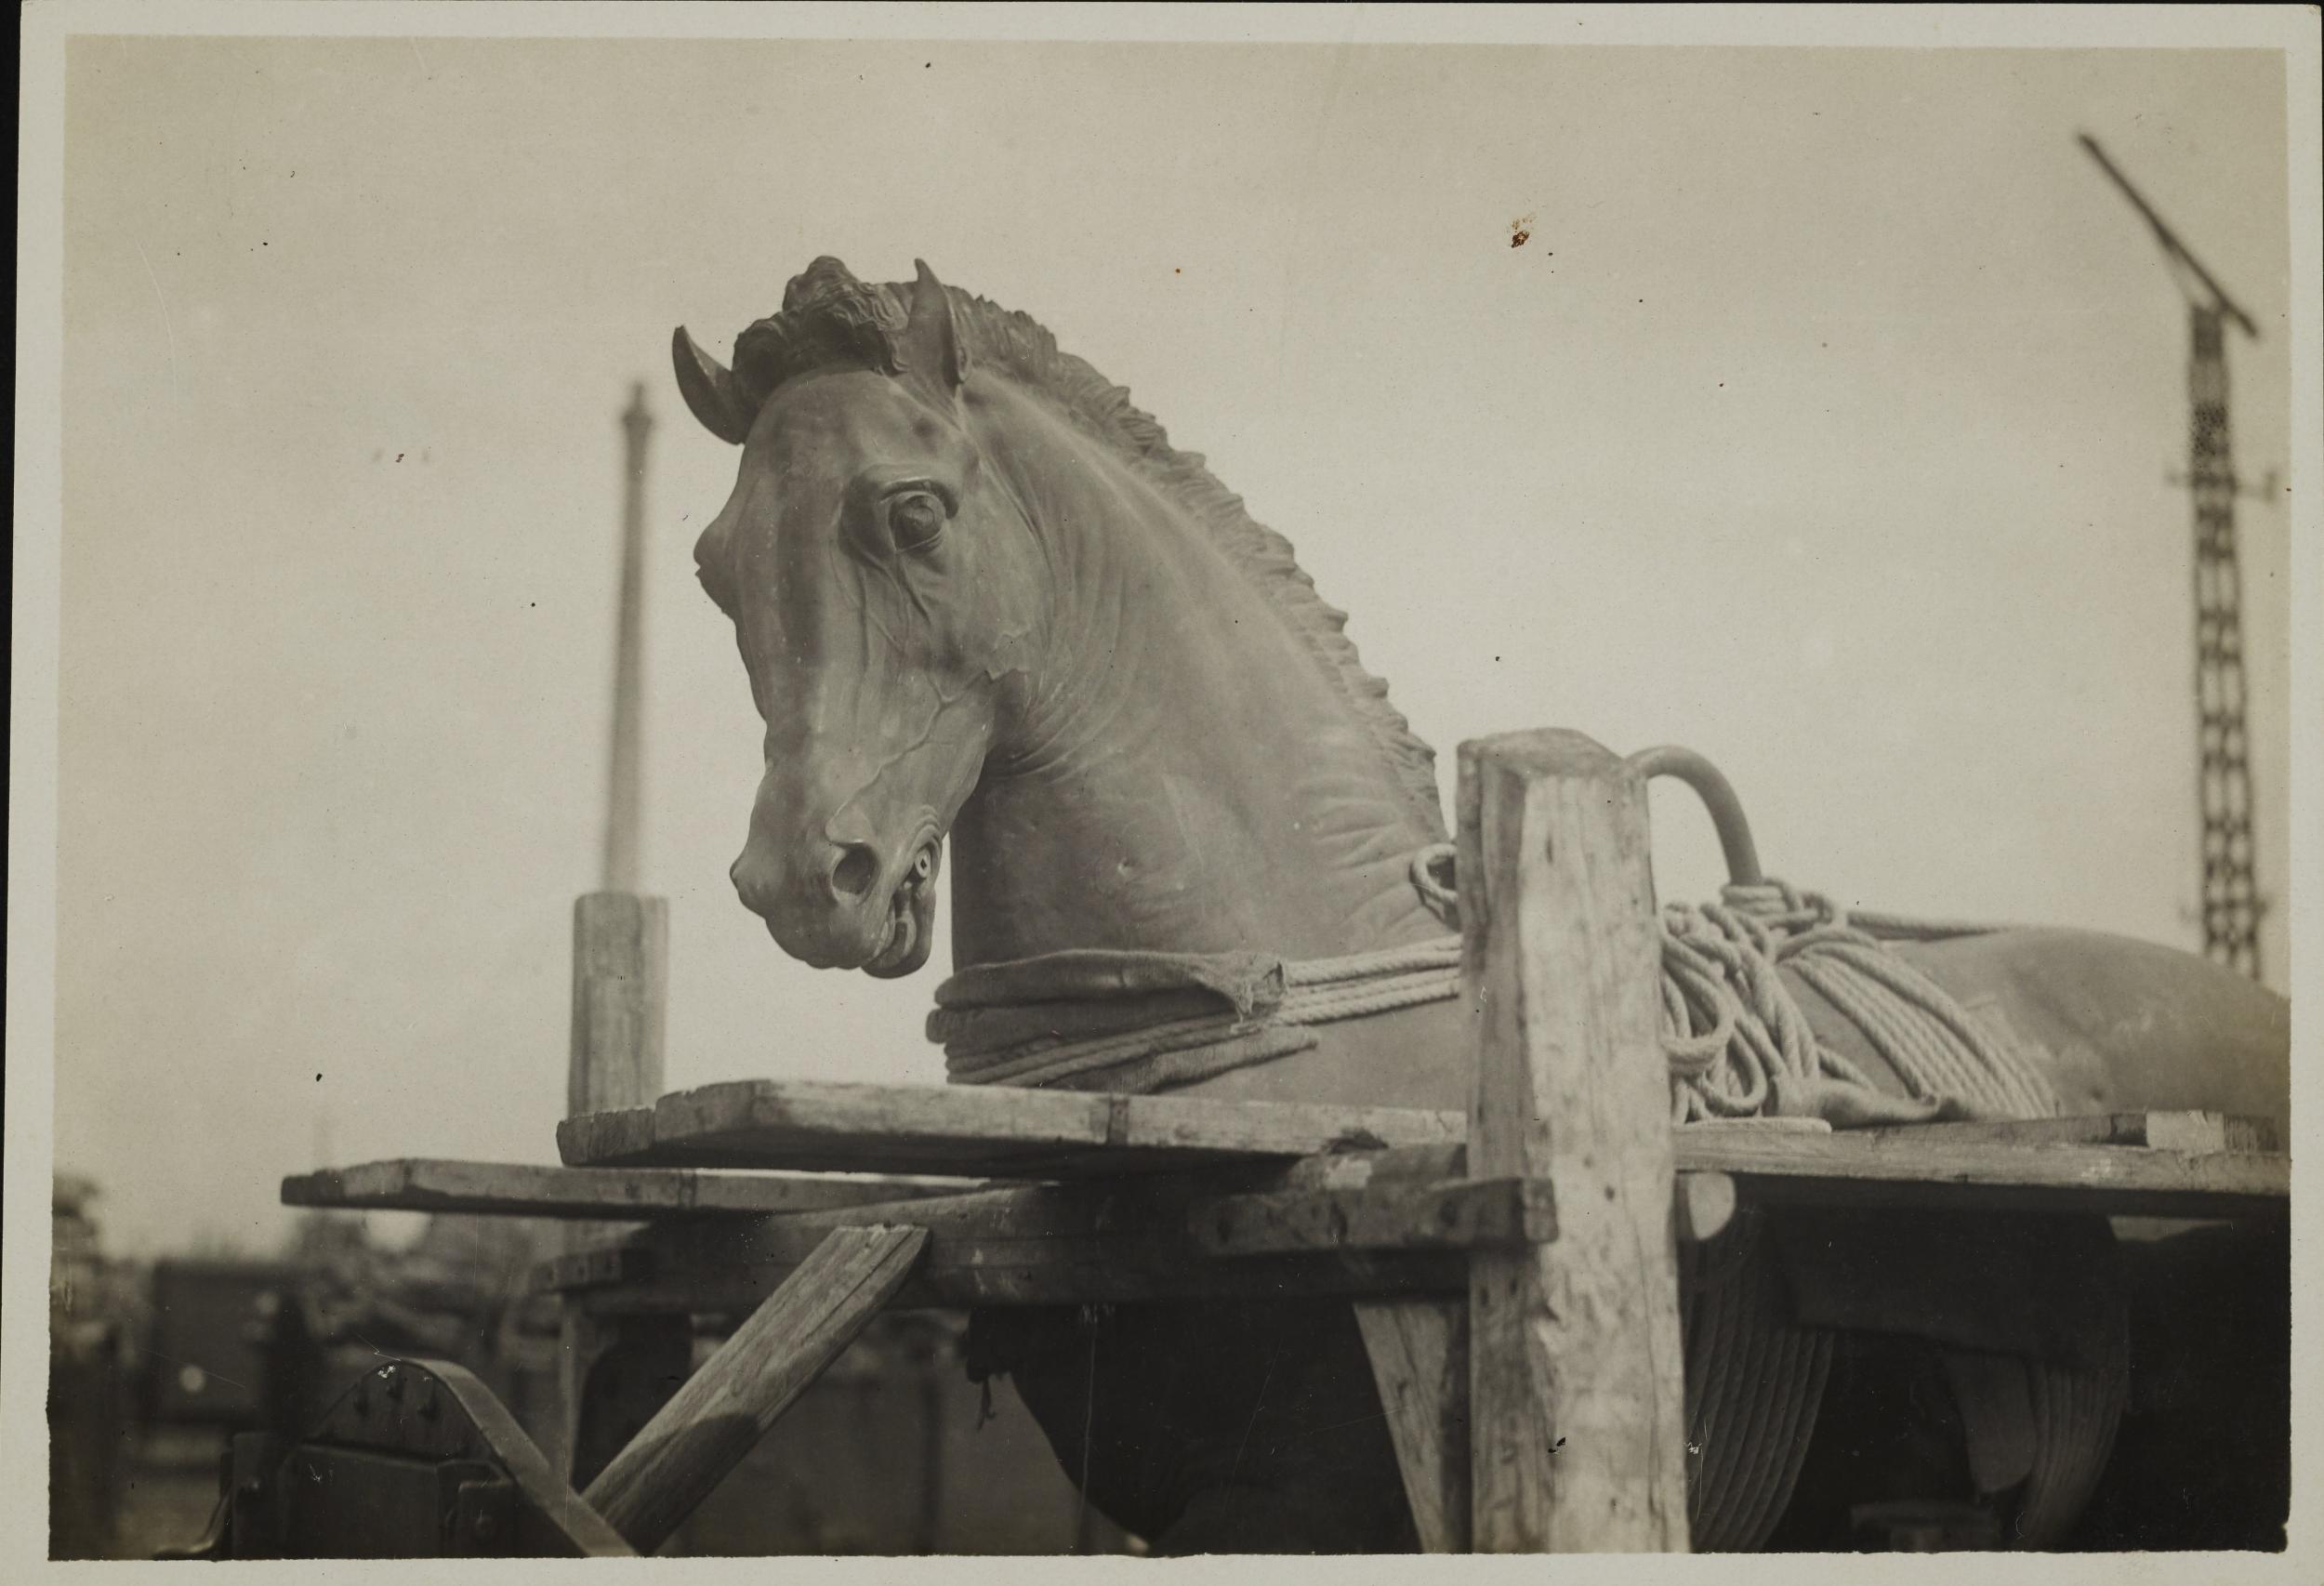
xmin=937 ymin=857 xmax=2055 ymax=1126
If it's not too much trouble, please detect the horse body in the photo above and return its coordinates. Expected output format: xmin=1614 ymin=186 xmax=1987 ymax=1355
xmin=673 ymin=258 xmax=2288 ymax=1551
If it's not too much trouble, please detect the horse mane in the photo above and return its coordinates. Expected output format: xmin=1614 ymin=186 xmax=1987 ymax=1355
xmin=727 ymin=258 xmax=1447 ymax=839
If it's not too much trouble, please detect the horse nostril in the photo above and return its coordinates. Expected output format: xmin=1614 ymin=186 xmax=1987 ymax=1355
xmin=830 ymin=845 xmax=879 ymax=899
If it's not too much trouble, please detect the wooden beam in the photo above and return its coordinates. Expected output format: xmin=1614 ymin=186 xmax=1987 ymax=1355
xmin=534 ymin=1170 xmax=1472 ymax=1312
xmin=281 ymin=1158 xmax=980 ymax=1220
xmin=1851 ymin=1108 xmax=2280 ymax=1156
xmin=1355 ymin=1299 xmax=1471 ymax=1553
xmin=567 ymin=894 xmax=667 ymax=1120
xmin=1461 ymin=730 xmax=1689 ymax=1553
xmin=558 ymin=1108 xmax=660 ymax=1168
xmin=581 ymin=1224 xmax=927 ymax=1554
xmin=527 ymin=1158 xmax=1763 ymax=1313
xmin=559 ymin=1077 xmax=1463 ymax=1178
xmin=1682 ymin=1129 xmax=2289 ymax=1221
xmin=1191 ymin=1176 xmax=1556 ymax=1256
xmin=554 ymin=1231 xmax=1459 ymax=1314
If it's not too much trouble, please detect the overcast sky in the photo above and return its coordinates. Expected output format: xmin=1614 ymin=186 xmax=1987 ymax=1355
xmin=41 ymin=26 xmax=2305 ymax=1256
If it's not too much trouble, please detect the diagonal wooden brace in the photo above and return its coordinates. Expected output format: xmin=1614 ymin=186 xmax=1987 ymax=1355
xmin=195 ymin=1225 xmax=925 ymax=1558
xmin=579 ymin=1223 xmax=929 ymax=1554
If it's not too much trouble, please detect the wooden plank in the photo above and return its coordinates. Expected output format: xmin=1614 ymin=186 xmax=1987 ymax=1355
xmin=560 ymin=1109 xmax=660 ymax=1167
xmin=280 ymin=1159 xmax=980 ymax=1220
xmin=1356 ymin=1299 xmax=1471 ymax=1553
xmin=560 ymin=1082 xmax=2285 ymax=1198
xmin=563 ymin=1231 xmax=1459 ymax=1314
xmin=535 ymin=1170 xmax=1471 ymax=1312
xmin=559 ymin=1077 xmax=1464 ymax=1178
xmin=1681 ymin=1130 xmax=2289 ymax=1221
xmin=1461 ymin=730 xmax=1689 ymax=1553
xmin=911 ymin=1117 xmax=2282 ymax=1216
xmin=567 ymin=894 xmax=667 ymax=1119
xmin=582 ymin=1224 xmax=928 ymax=1554
xmin=1106 ymin=1090 xmax=1461 ymax=1157
xmin=1852 ymin=1109 xmax=2281 ymax=1156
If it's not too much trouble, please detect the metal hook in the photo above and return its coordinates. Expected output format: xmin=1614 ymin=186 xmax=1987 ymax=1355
xmin=1627 ymin=745 xmax=1764 ymax=887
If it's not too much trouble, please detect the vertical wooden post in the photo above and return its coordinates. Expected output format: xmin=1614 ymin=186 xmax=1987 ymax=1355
xmin=1460 ymin=730 xmax=1687 ymax=1552
xmin=605 ymin=386 xmax=654 ymax=895
xmin=559 ymin=892 xmax=689 ymax=1489
xmin=566 ymin=892 xmax=667 ymax=1121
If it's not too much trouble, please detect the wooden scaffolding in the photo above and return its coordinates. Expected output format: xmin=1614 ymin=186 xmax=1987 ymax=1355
xmin=279 ymin=728 xmax=2289 ymax=1555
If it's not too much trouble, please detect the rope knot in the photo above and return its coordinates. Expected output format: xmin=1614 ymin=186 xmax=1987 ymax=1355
xmin=1409 ymin=842 xmax=1459 ymax=929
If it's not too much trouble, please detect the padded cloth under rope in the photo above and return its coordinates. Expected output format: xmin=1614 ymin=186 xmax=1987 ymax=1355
xmin=932 ymin=941 xmax=1461 ymax=1094
xmin=937 ymin=866 xmax=2057 ymax=1127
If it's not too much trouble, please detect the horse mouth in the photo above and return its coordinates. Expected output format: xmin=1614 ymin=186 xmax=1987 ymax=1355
xmin=863 ymin=839 xmax=941 ymax=979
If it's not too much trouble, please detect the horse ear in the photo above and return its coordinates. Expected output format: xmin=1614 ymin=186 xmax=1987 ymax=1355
xmin=671 ymin=327 xmax=755 ymax=444
xmin=905 ymin=259 xmax=970 ymax=397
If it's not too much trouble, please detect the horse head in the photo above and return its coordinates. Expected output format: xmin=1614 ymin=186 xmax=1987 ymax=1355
xmin=676 ymin=258 xmax=1041 ymax=977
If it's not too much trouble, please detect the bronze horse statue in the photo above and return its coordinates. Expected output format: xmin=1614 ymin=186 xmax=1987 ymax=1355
xmin=670 ymin=258 xmax=2290 ymax=1553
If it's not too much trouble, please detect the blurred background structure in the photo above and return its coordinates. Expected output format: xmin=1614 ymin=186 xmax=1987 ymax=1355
xmin=50 ymin=1169 xmax=1118 ymax=1557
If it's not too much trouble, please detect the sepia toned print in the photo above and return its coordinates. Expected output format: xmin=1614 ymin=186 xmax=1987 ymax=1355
xmin=14 ymin=7 xmax=2317 ymax=1572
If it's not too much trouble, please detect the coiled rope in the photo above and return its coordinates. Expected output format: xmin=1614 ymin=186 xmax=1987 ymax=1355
xmin=1656 ymin=877 xmax=2055 ymax=1124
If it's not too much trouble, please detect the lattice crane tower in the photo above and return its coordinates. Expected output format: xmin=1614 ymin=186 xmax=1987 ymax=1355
xmin=2080 ymin=134 xmax=2265 ymax=980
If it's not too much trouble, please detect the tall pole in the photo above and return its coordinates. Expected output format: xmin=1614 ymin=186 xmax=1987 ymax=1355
xmin=2079 ymin=134 xmax=2264 ymax=980
xmin=605 ymin=383 xmax=654 ymax=893
xmin=560 ymin=383 xmax=678 ymax=1482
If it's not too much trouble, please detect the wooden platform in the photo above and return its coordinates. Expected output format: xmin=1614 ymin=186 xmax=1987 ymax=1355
xmin=271 ymin=732 xmax=2299 ymax=1557
xmin=291 ymin=1088 xmax=2289 ymax=1313
xmin=539 ymin=1079 xmax=2285 ymax=1222
xmin=1683 ymin=1117 xmax=2287 ymax=1221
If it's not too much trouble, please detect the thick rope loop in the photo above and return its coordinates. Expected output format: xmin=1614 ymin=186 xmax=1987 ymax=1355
xmin=1662 ymin=879 xmax=2054 ymax=1123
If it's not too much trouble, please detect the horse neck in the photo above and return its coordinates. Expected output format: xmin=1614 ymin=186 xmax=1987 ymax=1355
xmin=946 ymin=381 xmax=1446 ymax=968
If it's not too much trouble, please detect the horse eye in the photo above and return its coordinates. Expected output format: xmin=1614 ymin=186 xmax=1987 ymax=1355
xmin=885 ymin=490 xmax=948 ymax=553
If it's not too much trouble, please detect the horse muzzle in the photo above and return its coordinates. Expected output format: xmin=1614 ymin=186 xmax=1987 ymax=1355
xmin=732 ymin=831 xmax=944 ymax=977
